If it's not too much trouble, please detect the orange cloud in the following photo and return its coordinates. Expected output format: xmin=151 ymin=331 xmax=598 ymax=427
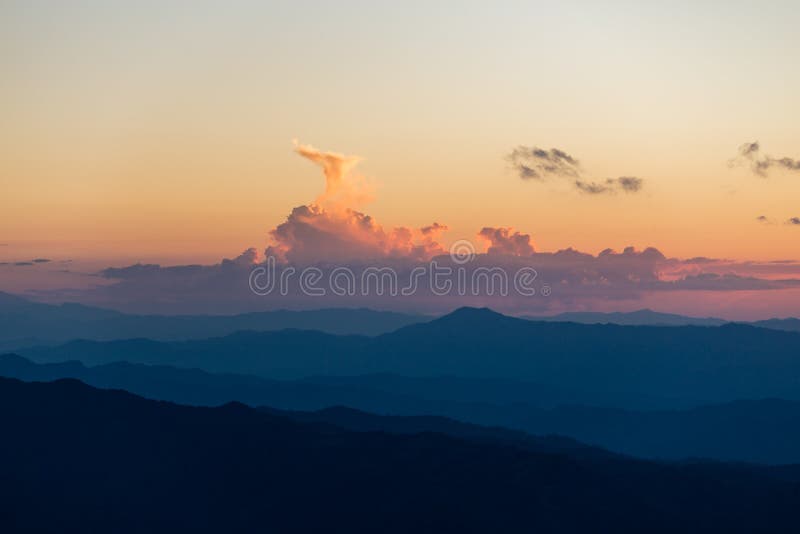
xmin=268 ymin=142 xmax=447 ymax=264
xmin=478 ymin=227 xmax=535 ymax=256
xmin=293 ymin=140 xmax=373 ymax=210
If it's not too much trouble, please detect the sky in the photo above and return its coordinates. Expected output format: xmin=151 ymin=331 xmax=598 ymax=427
xmin=1 ymin=1 xmax=799 ymax=318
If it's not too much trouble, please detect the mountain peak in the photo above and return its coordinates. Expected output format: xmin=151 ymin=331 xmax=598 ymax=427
xmin=438 ymin=307 xmax=508 ymax=322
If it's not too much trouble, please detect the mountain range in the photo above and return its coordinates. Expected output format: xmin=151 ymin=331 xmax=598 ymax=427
xmin=0 ymin=291 xmax=423 ymax=350
xmin=16 ymin=307 xmax=800 ymax=405
xmin=4 ymin=353 xmax=800 ymax=463
xmin=4 ymin=290 xmax=800 ymax=352
xmin=2 ymin=376 xmax=799 ymax=533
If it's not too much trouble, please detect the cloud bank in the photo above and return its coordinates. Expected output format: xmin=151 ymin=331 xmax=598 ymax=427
xmin=21 ymin=142 xmax=800 ymax=318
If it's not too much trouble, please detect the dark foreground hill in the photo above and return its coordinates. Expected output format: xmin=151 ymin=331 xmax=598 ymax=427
xmin=5 ymin=354 xmax=800 ymax=463
xmin=1 ymin=377 xmax=800 ymax=533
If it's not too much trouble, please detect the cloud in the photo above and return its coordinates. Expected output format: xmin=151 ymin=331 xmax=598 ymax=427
xmin=23 ymin=142 xmax=796 ymax=316
xmin=266 ymin=142 xmax=447 ymax=264
xmin=509 ymin=145 xmax=644 ymax=194
xmin=757 ymin=215 xmax=769 ymax=223
xmin=478 ymin=227 xmax=535 ymax=256
xmin=732 ymin=141 xmax=800 ymax=177
xmin=575 ymin=177 xmax=643 ymax=195
xmin=507 ymin=146 xmax=580 ymax=180
xmin=32 ymin=258 xmax=51 ymax=263
xmin=789 ymin=217 xmax=800 ymax=226
xmin=293 ymin=140 xmax=373 ymax=210
xmin=617 ymin=176 xmax=643 ymax=192
xmin=33 ymin=241 xmax=800 ymax=316
xmin=267 ymin=205 xmax=447 ymax=264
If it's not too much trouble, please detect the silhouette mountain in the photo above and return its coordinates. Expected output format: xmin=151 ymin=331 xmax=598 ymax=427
xmin=2 ymin=376 xmax=800 ymax=533
xmin=530 ymin=309 xmax=800 ymax=333
xmin=751 ymin=317 xmax=800 ymax=333
xmin=0 ymin=290 xmax=424 ymax=350
xmin=16 ymin=307 xmax=800 ymax=403
xmin=4 ymin=354 xmax=800 ymax=463
xmin=528 ymin=309 xmax=727 ymax=327
xmin=4 ymin=290 xmax=800 ymax=353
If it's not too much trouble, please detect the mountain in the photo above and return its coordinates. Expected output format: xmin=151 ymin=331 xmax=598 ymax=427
xmin=4 ymin=354 xmax=800 ymax=463
xmin=17 ymin=307 xmax=800 ymax=404
xmin=529 ymin=309 xmax=727 ymax=326
xmin=259 ymin=405 xmax=609 ymax=458
xmin=2 ymin=376 xmax=800 ymax=533
xmin=369 ymin=308 xmax=800 ymax=403
xmin=0 ymin=291 xmax=424 ymax=350
xmin=751 ymin=317 xmax=800 ymax=333
xmin=530 ymin=308 xmax=800 ymax=333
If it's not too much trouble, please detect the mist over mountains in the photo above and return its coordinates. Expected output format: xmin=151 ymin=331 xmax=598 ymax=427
xmin=4 ymin=353 xmax=800 ymax=464
xmin=15 ymin=306 xmax=800 ymax=405
xmin=4 ymin=290 xmax=800 ymax=352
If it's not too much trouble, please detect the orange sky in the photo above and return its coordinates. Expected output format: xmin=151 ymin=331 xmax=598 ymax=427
xmin=2 ymin=1 xmax=799 ymax=267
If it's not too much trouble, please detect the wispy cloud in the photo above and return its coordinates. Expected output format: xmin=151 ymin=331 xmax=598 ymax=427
xmin=575 ymin=176 xmax=643 ymax=195
xmin=731 ymin=141 xmax=800 ymax=177
xmin=507 ymin=146 xmax=581 ymax=180
xmin=508 ymin=145 xmax=644 ymax=194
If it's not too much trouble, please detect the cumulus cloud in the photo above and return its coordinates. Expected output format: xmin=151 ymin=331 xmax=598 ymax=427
xmin=731 ymin=141 xmax=800 ymax=177
xmin=266 ymin=142 xmax=447 ymax=264
xmin=293 ymin=140 xmax=374 ymax=210
xmin=478 ymin=227 xmax=535 ymax=256
xmin=509 ymin=145 xmax=644 ymax=194
xmin=267 ymin=205 xmax=447 ymax=264
xmin=789 ymin=217 xmax=800 ymax=226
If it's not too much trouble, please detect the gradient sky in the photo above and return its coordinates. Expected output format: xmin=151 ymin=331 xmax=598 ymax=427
xmin=2 ymin=1 xmax=799 ymax=304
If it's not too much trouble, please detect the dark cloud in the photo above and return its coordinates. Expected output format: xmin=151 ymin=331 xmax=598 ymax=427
xmin=788 ymin=217 xmax=800 ymax=226
xmin=732 ymin=141 xmax=800 ymax=177
xmin=507 ymin=146 xmax=581 ymax=181
xmin=575 ymin=180 xmax=613 ymax=194
xmin=617 ymin=176 xmax=643 ymax=192
xmin=0 ymin=258 xmax=53 ymax=267
xmin=756 ymin=215 xmax=769 ymax=223
xmin=509 ymin=145 xmax=644 ymax=194
xmin=575 ymin=176 xmax=644 ymax=195
xmin=420 ymin=222 xmax=448 ymax=236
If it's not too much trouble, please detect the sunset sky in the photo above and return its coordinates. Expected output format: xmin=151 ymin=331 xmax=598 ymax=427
xmin=2 ymin=1 xmax=799 ymax=318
